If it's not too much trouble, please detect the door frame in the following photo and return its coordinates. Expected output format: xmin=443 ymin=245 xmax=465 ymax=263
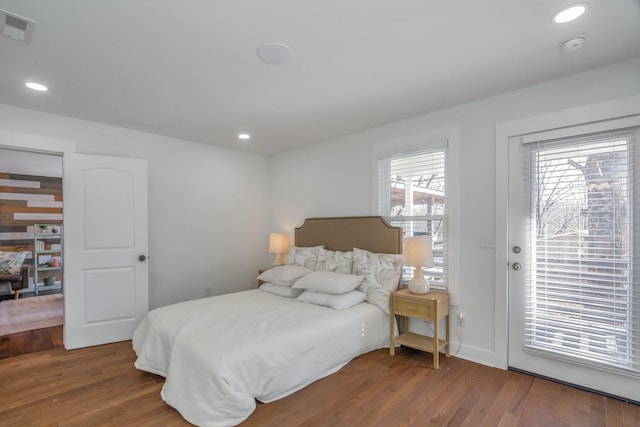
xmin=0 ymin=131 xmax=77 ymax=154
xmin=494 ymin=94 xmax=640 ymax=370
xmin=0 ymin=132 xmax=75 ymax=328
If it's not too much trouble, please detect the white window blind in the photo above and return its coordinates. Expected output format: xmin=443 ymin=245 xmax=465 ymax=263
xmin=378 ymin=145 xmax=448 ymax=289
xmin=524 ymin=128 xmax=640 ymax=376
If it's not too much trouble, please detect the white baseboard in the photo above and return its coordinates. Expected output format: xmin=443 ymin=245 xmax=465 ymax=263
xmin=447 ymin=339 xmax=498 ymax=368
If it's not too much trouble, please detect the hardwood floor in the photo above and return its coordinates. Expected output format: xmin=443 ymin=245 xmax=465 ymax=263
xmin=1 ymin=340 xmax=638 ymax=427
xmin=0 ymin=325 xmax=63 ymax=359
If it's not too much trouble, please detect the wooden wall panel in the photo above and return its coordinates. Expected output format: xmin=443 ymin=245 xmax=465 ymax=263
xmin=0 ymin=173 xmax=63 ymax=258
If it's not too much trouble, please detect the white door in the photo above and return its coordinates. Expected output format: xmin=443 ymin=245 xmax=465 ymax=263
xmin=508 ymin=126 xmax=640 ymax=402
xmin=63 ymin=153 xmax=148 ymax=349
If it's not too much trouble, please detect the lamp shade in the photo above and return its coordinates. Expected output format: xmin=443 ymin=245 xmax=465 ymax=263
xmin=269 ymin=233 xmax=289 ymax=254
xmin=268 ymin=233 xmax=290 ymax=254
xmin=404 ymin=236 xmax=433 ymax=267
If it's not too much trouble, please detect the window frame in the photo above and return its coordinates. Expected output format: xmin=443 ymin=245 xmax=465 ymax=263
xmin=378 ymin=146 xmax=448 ymax=290
xmin=372 ymin=126 xmax=460 ymax=303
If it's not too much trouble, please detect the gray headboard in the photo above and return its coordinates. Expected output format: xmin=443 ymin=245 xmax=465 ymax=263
xmin=294 ymin=216 xmax=402 ymax=254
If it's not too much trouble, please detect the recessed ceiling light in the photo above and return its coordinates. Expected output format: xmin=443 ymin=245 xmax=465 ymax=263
xmin=553 ymin=3 xmax=588 ymax=23
xmin=238 ymin=133 xmax=251 ymax=140
xmin=25 ymin=82 xmax=47 ymax=91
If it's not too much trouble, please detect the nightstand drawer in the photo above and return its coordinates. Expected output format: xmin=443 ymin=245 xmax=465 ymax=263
xmin=395 ymin=299 xmax=431 ymax=318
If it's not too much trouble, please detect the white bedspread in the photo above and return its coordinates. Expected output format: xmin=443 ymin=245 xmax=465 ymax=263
xmin=132 ymin=289 xmax=390 ymax=427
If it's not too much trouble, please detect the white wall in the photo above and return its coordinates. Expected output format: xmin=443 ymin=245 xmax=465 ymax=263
xmin=2 ymin=57 xmax=639 ymax=363
xmin=0 ymin=106 xmax=270 ymax=309
xmin=268 ymin=57 xmax=640 ymax=367
xmin=0 ymin=148 xmax=62 ymax=176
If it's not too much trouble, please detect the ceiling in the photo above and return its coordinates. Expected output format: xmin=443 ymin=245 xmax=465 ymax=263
xmin=0 ymin=1 xmax=639 ymax=156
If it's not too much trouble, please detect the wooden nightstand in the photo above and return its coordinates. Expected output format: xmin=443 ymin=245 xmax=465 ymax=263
xmin=258 ymin=269 xmax=268 ymax=287
xmin=389 ymin=288 xmax=450 ymax=369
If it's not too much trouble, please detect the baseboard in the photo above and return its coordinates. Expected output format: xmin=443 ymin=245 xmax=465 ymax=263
xmin=448 ymin=339 xmax=497 ymax=368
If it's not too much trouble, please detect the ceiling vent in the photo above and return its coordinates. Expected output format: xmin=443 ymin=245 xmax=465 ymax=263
xmin=0 ymin=9 xmax=35 ymax=43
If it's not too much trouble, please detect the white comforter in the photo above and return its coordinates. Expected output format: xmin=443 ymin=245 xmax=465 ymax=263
xmin=132 ymin=289 xmax=390 ymax=427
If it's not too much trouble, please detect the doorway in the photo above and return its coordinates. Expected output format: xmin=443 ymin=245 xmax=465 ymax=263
xmin=505 ymin=119 xmax=640 ymax=402
xmin=1 ymin=135 xmax=149 ymax=351
xmin=0 ymin=148 xmax=64 ymax=354
xmin=0 ymin=148 xmax=63 ymax=297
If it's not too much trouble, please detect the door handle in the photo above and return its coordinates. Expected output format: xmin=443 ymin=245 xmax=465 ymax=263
xmin=512 ymin=262 xmax=521 ymax=271
xmin=138 ymin=255 xmax=147 ymax=262
xmin=512 ymin=246 xmax=521 ymax=254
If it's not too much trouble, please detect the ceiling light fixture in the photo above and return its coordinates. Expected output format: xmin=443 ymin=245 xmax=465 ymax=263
xmin=257 ymin=43 xmax=293 ymax=65
xmin=553 ymin=3 xmax=588 ymax=23
xmin=238 ymin=133 xmax=251 ymax=140
xmin=25 ymin=82 xmax=48 ymax=91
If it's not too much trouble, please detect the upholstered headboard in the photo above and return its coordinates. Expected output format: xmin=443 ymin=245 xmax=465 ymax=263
xmin=294 ymin=216 xmax=402 ymax=254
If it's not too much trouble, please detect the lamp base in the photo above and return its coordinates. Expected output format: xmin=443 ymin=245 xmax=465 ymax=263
xmin=407 ymin=267 xmax=430 ymax=294
xmin=272 ymin=253 xmax=286 ymax=266
xmin=408 ymin=281 xmax=430 ymax=294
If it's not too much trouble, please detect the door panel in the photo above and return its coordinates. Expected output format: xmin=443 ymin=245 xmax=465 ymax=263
xmin=84 ymin=267 xmax=136 ymax=322
xmin=63 ymin=153 xmax=148 ymax=349
xmin=84 ymin=168 xmax=135 ymax=248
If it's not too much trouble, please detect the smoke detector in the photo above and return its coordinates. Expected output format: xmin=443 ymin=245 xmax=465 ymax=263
xmin=1 ymin=9 xmax=35 ymax=43
xmin=562 ymin=35 xmax=586 ymax=53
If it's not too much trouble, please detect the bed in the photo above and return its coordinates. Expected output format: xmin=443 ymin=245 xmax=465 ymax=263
xmin=132 ymin=216 xmax=403 ymax=427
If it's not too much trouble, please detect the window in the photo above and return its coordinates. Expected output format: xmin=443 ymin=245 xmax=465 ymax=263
xmin=378 ymin=144 xmax=448 ymax=289
xmin=525 ymin=128 xmax=640 ymax=375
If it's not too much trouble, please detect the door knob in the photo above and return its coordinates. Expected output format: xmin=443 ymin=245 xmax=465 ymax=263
xmin=512 ymin=262 xmax=521 ymax=270
xmin=512 ymin=246 xmax=521 ymax=254
xmin=138 ymin=255 xmax=147 ymax=262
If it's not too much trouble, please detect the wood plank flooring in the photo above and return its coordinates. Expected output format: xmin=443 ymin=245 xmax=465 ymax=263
xmin=0 ymin=325 xmax=62 ymax=359
xmin=1 ymin=339 xmax=639 ymax=426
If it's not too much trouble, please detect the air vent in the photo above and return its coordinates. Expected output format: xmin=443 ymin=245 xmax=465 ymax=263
xmin=1 ymin=9 xmax=35 ymax=43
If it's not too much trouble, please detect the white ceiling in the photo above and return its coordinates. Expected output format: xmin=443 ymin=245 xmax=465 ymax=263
xmin=0 ymin=1 xmax=639 ymax=155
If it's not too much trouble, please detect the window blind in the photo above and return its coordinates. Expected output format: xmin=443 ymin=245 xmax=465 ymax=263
xmin=378 ymin=145 xmax=448 ymax=289
xmin=523 ymin=128 xmax=640 ymax=376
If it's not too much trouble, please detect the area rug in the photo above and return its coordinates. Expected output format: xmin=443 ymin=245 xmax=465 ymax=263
xmin=0 ymin=294 xmax=63 ymax=336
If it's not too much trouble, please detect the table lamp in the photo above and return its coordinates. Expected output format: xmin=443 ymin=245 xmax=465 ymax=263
xmin=268 ymin=233 xmax=290 ymax=265
xmin=404 ymin=236 xmax=433 ymax=294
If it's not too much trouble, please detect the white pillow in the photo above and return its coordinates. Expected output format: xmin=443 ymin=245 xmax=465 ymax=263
xmin=257 ymin=265 xmax=313 ymax=287
xmin=297 ymin=290 xmax=366 ymax=310
xmin=364 ymin=283 xmax=392 ymax=314
xmin=259 ymin=282 xmax=304 ymax=298
xmin=352 ymin=248 xmax=403 ymax=314
xmin=315 ymin=249 xmax=354 ymax=274
xmin=292 ymin=271 xmax=364 ymax=294
xmin=352 ymin=248 xmax=403 ymax=294
xmin=287 ymin=245 xmax=324 ymax=270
